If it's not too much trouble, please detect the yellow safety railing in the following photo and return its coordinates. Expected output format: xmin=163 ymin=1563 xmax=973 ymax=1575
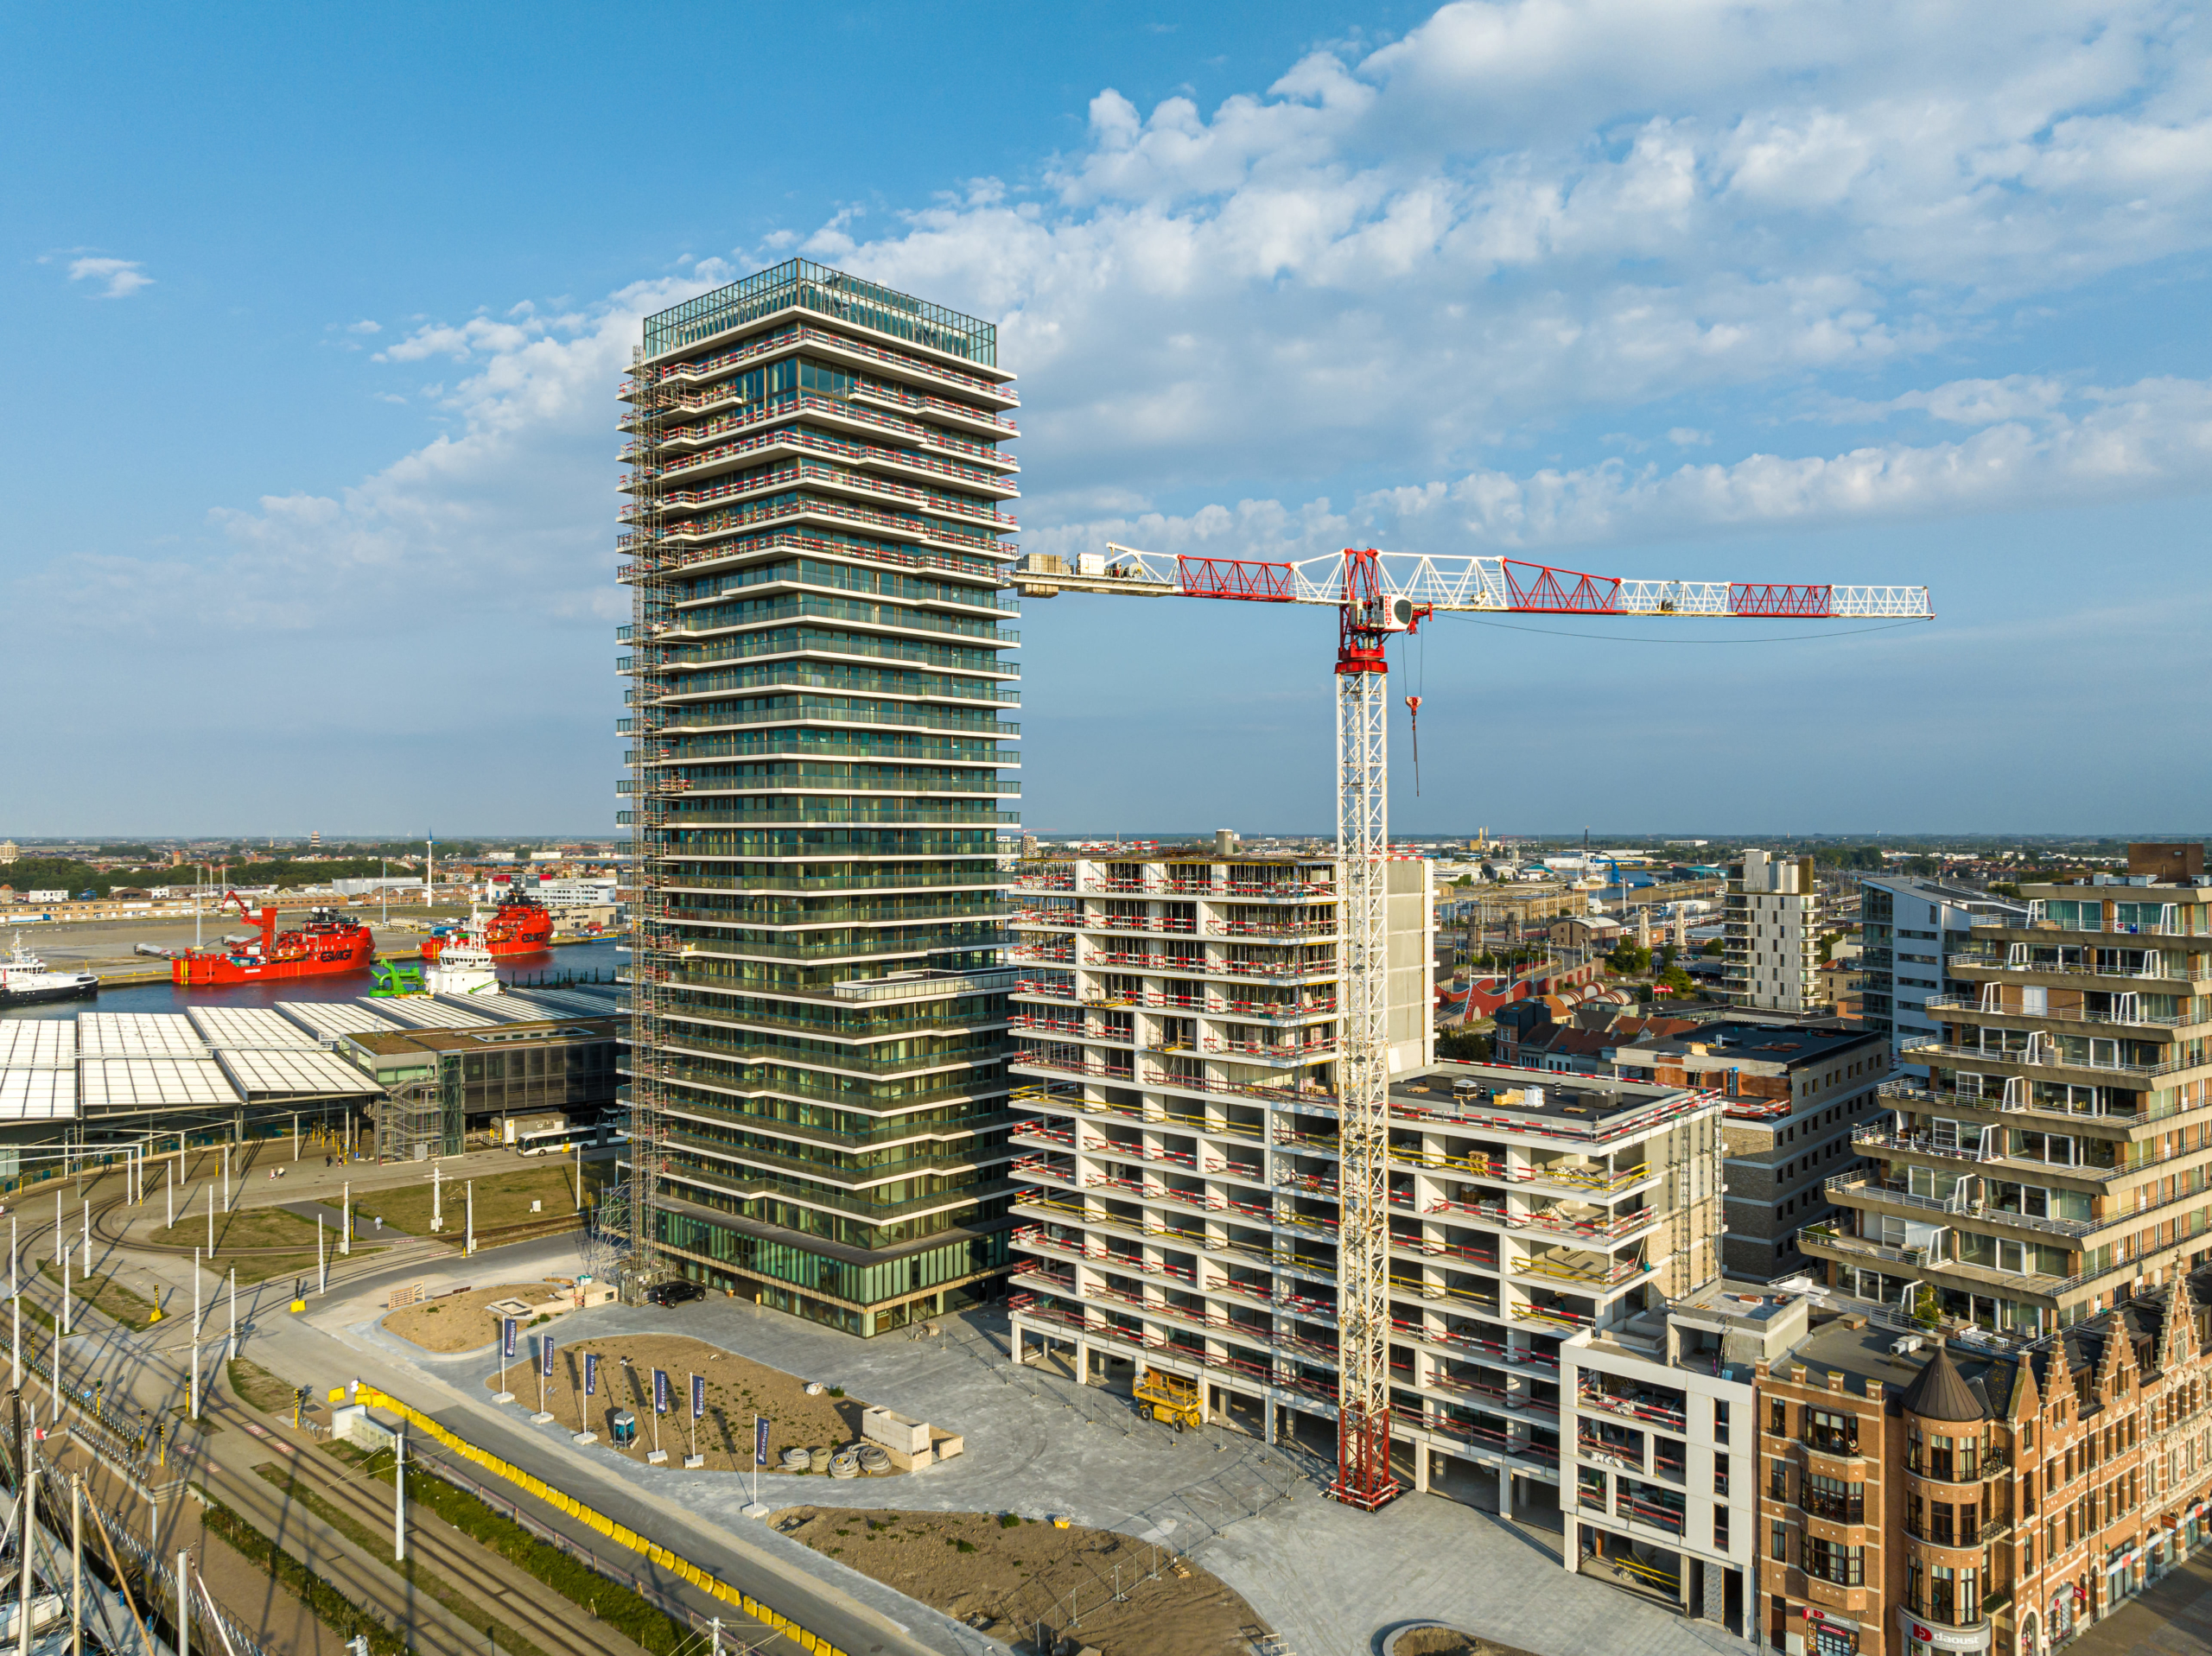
xmin=355 ymin=1386 xmax=848 ymax=1656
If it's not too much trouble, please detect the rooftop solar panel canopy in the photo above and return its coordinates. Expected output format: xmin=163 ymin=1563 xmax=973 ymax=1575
xmin=188 ymin=1006 xmax=321 ymax=1050
xmin=0 ymin=1069 xmax=74 ymax=1120
xmin=216 ymin=1047 xmax=382 ymax=1097
xmin=79 ymin=1057 xmax=240 ymax=1110
xmin=77 ymin=1012 xmax=207 ymax=1059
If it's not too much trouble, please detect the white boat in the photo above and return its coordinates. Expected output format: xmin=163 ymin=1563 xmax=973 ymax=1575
xmin=423 ymin=925 xmax=501 ymax=997
xmin=0 ymin=936 xmax=98 ymax=1007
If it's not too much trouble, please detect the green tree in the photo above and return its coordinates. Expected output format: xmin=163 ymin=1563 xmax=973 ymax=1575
xmin=1605 ymin=941 xmax=1652 ymax=975
xmin=1436 ymin=1028 xmax=1492 ymax=1063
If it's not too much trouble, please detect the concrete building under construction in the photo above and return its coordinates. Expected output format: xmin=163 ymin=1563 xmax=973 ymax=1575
xmin=1005 ymin=846 xmax=1728 ymax=1516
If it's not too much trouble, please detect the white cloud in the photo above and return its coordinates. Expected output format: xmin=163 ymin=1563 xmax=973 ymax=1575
xmin=1028 ymin=374 xmax=2212 ymax=561
xmin=66 ymin=257 xmax=151 ymax=298
xmin=20 ymin=276 xmax=718 ymax=637
xmin=22 ymin=3 xmax=2212 ymax=655
xmin=346 ymin=320 xmax=382 ymax=335
xmin=800 ymin=0 xmax=2212 ymax=504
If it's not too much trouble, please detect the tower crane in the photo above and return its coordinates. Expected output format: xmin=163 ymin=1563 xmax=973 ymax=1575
xmin=1012 ymin=543 xmax=1933 ymax=1511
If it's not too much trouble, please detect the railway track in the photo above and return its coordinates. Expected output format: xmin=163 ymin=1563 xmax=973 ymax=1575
xmin=213 ymin=1405 xmax=658 ymax=1656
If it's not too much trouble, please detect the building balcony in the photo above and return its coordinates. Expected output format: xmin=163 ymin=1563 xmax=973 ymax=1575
xmin=1576 ymin=1384 xmax=1688 ymax=1434
xmin=634 ymin=317 xmax=1018 ymax=409
xmin=1902 ymin=1040 xmax=2192 ymax=1081
xmin=1946 ymin=949 xmax=2197 ymax=987
xmin=1923 ymin=994 xmax=2193 ymax=1030
xmin=1825 ymin=1174 xmax=2101 ymax=1238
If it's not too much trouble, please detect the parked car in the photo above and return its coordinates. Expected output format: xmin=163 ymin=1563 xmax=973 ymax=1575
xmin=647 ymin=1280 xmax=706 ymax=1307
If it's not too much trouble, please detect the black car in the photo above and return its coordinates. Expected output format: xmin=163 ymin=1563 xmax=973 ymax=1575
xmin=648 ymin=1280 xmax=707 ymax=1307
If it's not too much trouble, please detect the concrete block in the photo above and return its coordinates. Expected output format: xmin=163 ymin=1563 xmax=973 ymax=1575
xmin=332 ymin=1405 xmax=394 ymax=1455
xmin=861 ymin=1406 xmax=931 ymax=1456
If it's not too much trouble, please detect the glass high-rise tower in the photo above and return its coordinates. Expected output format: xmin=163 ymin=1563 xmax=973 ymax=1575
xmin=617 ymin=261 xmax=1020 ymax=1335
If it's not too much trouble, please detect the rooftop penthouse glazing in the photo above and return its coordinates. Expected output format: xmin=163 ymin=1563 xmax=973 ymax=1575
xmin=643 ymin=259 xmax=1003 ymax=369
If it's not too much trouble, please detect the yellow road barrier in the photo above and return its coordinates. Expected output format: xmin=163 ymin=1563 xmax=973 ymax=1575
xmin=355 ymin=1386 xmax=846 ymax=1656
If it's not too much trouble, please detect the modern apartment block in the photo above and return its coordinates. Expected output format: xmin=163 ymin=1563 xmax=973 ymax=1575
xmin=615 ymin=260 xmax=1023 ymax=1334
xmin=1727 ymin=850 xmax=1822 ymax=1013
xmin=1563 ymin=1280 xmax=1808 ymax=1640
xmin=1005 ymin=847 xmax=1725 ymax=1517
xmin=1757 ymin=1273 xmax=2212 ymax=1656
xmin=1811 ymin=848 xmax=2212 ymax=1340
xmin=1859 ymin=877 xmax=2028 ymax=1073
xmin=1613 ymin=1021 xmax=1888 ymax=1282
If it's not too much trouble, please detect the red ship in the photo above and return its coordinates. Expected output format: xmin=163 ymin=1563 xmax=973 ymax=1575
xmin=422 ymin=890 xmax=555 ymax=961
xmin=171 ymin=895 xmax=377 ymax=987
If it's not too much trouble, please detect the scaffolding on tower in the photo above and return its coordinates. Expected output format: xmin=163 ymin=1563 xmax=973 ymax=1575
xmin=617 ymin=345 xmax=677 ymax=1299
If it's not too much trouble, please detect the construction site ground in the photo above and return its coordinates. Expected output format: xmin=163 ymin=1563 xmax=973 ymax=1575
xmin=386 ymin=1281 xmax=562 ymax=1353
xmin=486 ymin=1330 xmax=905 ymax=1475
xmin=770 ymin=1504 xmax=1263 ymax=1656
xmin=26 ymin=1147 xmax=1745 ymax=1656
xmin=479 ymin=1292 xmax=1755 ymax=1656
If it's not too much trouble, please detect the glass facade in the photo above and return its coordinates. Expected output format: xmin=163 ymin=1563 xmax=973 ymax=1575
xmin=619 ymin=259 xmax=1020 ymax=1333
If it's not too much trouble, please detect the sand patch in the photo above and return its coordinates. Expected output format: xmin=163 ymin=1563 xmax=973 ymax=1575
xmin=383 ymin=1283 xmax=561 ymax=1354
xmin=493 ymin=1331 xmax=918 ymax=1475
xmin=773 ymin=1505 xmax=1268 ymax=1656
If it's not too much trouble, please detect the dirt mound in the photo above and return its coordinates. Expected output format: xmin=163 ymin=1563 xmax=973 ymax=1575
xmin=773 ymin=1504 xmax=1269 ymax=1656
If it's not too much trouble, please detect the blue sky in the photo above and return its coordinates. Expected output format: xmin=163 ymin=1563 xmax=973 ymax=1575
xmin=7 ymin=1 xmax=2211 ymax=837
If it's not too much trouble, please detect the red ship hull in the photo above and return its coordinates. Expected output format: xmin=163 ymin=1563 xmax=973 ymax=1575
xmin=172 ymin=903 xmax=377 ymax=987
xmin=423 ymin=894 xmax=554 ymax=961
xmin=422 ymin=933 xmax=552 ymax=961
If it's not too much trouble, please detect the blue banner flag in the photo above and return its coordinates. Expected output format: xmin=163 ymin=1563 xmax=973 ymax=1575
xmin=541 ymin=1336 xmax=556 ymax=1379
xmin=754 ymin=1416 xmax=769 ymax=1467
xmin=502 ymin=1317 xmax=517 ymax=1361
xmin=653 ymin=1367 xmax=670 ymax=1415
xmin=584 ymin=1352 xmax=599 ymax=1396
xmin=691 ymin=1373 xmax=704 ymax=1421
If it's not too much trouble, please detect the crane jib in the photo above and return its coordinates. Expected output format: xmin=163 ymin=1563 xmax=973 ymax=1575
xmin=1116 ymin=548 xmax=1929 ymax=619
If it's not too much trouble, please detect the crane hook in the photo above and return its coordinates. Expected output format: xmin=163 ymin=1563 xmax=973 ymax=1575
xmin=1405 ymin=695 xmax=1422 ymax=796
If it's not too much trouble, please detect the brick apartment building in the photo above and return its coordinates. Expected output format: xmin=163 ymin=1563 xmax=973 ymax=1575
xmin=1758 ymin=1268 xmax=2212 ymax=1656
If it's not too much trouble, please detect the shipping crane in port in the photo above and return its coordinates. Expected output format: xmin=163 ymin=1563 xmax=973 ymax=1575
xmin=1011 ymin=543 xmax=1933 ymax=1511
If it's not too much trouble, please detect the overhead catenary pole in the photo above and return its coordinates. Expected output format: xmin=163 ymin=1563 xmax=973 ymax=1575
xmin=16 ymin=1415 xmax=36 ymax=1656
xmin=206 ymin=1182 xmax=214 ymax=1259
xmin=393 ymin=1424 xmax=407 ymax=1563
xmin=81 ymin=1197 xmax=89 ymax=1273
xmin=227 ymin=1268 xmax=237 ymax=1361
xmin=70 ymin=1472 xmax=82 ymax=1656
xmin=340 ymin=1181 xmax=351 ymax=1255
xmin=175 ymin=1551 xmax=188 ymax=1656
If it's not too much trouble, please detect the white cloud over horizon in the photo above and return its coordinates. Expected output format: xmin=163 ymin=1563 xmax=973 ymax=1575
xmin=16 ymin=0 xmax=2212 ymax=647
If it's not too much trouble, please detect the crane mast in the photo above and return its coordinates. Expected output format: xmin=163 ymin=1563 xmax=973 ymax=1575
xmin=1013 ymin=542 xmax=1930 ymax=1512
